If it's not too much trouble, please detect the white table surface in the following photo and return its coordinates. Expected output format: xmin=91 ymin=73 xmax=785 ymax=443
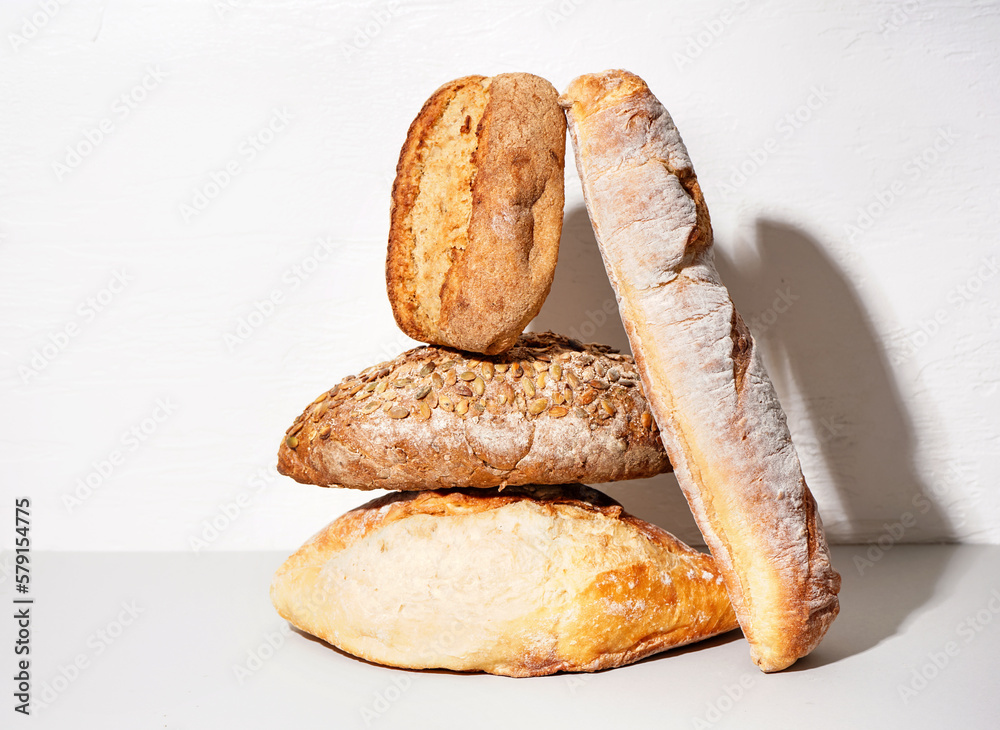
xmin=3 ymin=545 xmax=998 ymax=729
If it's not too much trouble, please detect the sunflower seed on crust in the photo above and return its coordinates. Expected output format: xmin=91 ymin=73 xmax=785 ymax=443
xmin=277 ymin=333 xmax=673 ymax=491
xmin=528 ymin=397 xmax=549 ymax=415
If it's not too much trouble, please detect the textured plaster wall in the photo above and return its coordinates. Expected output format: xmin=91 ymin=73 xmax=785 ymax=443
xmin=1 ymin=0 xmax=997 ymax=549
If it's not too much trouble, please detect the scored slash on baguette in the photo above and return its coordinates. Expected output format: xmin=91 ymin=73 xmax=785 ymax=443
xmin=278 ymin=332 xmax=671 ymax=491
xmin=560 ymin=70 xmax=841 ymax=672
xmin=271 ymin=484 xmax=739 ymax=677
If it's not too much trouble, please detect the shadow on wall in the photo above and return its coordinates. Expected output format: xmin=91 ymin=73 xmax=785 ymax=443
xmin=713 ymin=219 xmax=953 ymax=544
xmin=532 ymin=205 xmax=632 ymax=354
xmin=535 ymin=208 xmax=957 ymax=663
xmin=713 ymin=219 xmax=956 ymax=666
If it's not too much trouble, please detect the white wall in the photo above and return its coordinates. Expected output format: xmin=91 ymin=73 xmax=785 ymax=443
xmin=1 ymin=0 xmax=997 ymax=550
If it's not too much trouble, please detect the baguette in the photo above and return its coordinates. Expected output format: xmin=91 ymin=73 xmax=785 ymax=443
xmin=271 ymin=484 xmax=738 ymax=676
xmin=278 ymin=332 xmax=671 ymax=490
xmin=560 ymin=70 xmax=840 ymax=672
xmin=386 ymin=73 xmax=566 ymax=355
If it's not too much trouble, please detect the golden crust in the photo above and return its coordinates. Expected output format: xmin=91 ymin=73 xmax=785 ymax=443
xmin=386 ymin=75 xmax=487 ymax=340
xmin=271 ymin=485 xmax=738 ymax=676
xmin=277 ymin=332 xmax=671 ymax=490
xmin=560 ymin=70 xmax=841 ymax=672
xmin=386 ymin=72 xmax=566 ymax=355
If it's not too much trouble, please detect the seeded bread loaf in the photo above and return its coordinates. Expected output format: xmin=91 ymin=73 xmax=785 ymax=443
xmin=278 ymin=332 xmax=671 ymax=490
xmin=386 ymin=73 xmax=566 ymax=355
xmin=271 ymin=484 xmax=737 ymax=676
xmin=560 ymin=70 xmax=840 ymax=672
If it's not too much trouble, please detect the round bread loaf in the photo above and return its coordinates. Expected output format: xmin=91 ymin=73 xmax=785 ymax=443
xmin=271 ymin=484 xmax=738 ymax=676
xmin=386 ymin=73 xmax=566 ymax=355
xmin=278 ymin=332 xmax=672 ymax=490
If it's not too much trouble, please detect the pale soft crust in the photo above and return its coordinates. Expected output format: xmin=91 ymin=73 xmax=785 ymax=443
xmin=560 ymin=70 xmax=841 ymax=672
xmin=278 ymin=332 xmax=671 ymax=490
xmin=271 ymin=485 xmax=738 ymax=676
xmin=387 ymin=72 xmax=566 ymax=355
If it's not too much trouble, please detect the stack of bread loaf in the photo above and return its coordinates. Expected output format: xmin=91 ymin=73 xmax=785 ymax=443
xmin=270 ymin=70 xmax=841 ymax=676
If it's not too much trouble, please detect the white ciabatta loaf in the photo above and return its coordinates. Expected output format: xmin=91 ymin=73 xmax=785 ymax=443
xmin=560 ymin=70 xmax=841 ymax=672
xmin=271 ymin=485 xmax=738 ymax=677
